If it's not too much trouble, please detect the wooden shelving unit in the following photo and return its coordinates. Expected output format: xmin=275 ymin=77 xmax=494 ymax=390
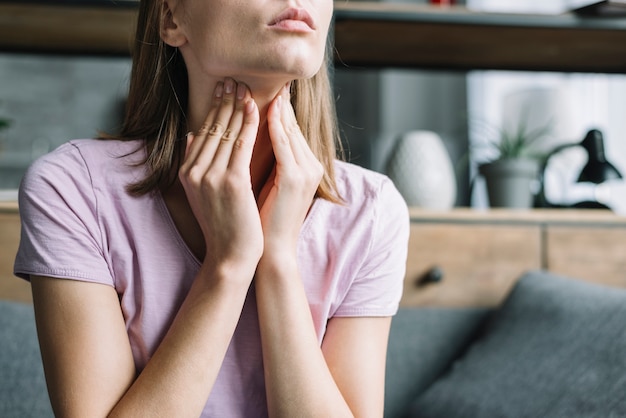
xmin=333 ymin=2 xmax=626 ymax=73
xmin=2 ymin=1 xmax=626 ymax=72
xmin=0 ymin=2 xmax=137 ymax=56
xmin=404 ymin=208 xmax=626 ymax=307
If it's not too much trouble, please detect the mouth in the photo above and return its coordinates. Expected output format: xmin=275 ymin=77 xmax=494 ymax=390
xmin=269 ymin=8 xmax=316 ymax=32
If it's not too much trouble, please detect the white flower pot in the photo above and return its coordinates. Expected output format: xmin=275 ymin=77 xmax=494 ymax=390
xmin=386 ymin=131 xmax=457 ymax=210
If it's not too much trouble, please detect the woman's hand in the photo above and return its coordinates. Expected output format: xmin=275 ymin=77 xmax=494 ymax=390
xmin=258 ymin=84 xmax=324 ymax=257
xmin=179 ymin=78 xmax=263 ymax=274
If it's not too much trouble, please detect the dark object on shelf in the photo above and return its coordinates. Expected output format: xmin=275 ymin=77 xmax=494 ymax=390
xmin=535 ymin=129 xmax=623 ymax=209
xmin=416 ymin=266 xmax=445 ymax=287
xmin=571 ymin=0 xmax=626 ymax=16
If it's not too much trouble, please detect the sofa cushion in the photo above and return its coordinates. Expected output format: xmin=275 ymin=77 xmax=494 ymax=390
xmin=0 ymin=300 xmax=53 ymax=418
xmin=410 ymin=270 xmax=626 ymax=418
xmin=385 ymin=307 xmax=492 ymax=418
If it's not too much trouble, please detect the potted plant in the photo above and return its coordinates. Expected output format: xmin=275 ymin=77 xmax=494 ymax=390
xmin=476 ymin=115 xmax=551 ymax=209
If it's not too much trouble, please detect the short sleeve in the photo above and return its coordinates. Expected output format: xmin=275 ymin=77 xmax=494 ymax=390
xmin=333 ymin=177 xmax=409 ymax=317
xmin=14 ymin=143 xmax=114 ymax=286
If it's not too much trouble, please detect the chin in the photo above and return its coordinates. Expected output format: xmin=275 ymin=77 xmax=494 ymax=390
xmin=279 ymin=55 xmax=325 ymax=80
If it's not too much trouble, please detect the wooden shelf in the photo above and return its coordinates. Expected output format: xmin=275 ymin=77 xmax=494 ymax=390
xmin=408 ymin=207 xmax=626 ymax=227
xmin=0 ymin=2 xmax=138 ymax=56
xmin=2 ymin=2 xmax=626 ymax=72
xmin=404 ymin=208 xmax=626 ymax=307
xmin=333 ymin=2 xmax=626 ymax=73
xmin=0 ymin=201 xmax=18 ymax=214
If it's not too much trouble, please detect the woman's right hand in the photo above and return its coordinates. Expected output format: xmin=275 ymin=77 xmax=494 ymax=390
xmin=179 ymin=78 xmax=262 ymax=275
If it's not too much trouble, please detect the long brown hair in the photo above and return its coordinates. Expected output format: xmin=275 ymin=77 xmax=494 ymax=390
xmin=117 ymin=0 xmax=343 ymax=202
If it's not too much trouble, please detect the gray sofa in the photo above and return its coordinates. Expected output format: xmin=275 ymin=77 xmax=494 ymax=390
xmin=2 ymin=270 xmax=625 ymax=418
xmin=386 ymin=270 xmax=626 ymax=418
xmin=0 ymin=299 xmax=52 ymax=417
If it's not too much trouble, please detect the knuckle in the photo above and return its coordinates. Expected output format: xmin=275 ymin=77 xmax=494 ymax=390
xmin=197 ymin=123 xmax=211 ymax=135
xmin=222 ymin=129 xmax=234 ymax=141
xmin=233 ymin=136 xmax=250 ymax=151
xmin=200 ymin=172 xmax=220 ymax=191
xmin=185 ymin=166 xmax=205 ymax=185
xmin=278 ymin=132 xmax=290 ymax=145
xmin=221 ymin=93 xmax=235 ymax=106
xmin=286 ymin=124 xmax=300 ymax=137
xmin=222 ymin=174 xmax=245 ymax=195
xmin=209 ymin=123 xmax=226 ymax=137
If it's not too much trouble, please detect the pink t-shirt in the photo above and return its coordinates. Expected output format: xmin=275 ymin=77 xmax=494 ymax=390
xmin=14 ymin=139 xmax=409 ymax=417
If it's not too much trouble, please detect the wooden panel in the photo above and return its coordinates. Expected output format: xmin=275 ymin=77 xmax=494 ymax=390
xmin=546 ymin=226 xmax=626 ymax=287
xmin=402 ymin=222 xmax=542 ymax=308
xmin=409 ymin=207 xmax=626 ymax=225
xmin=335 ymin=19 xmax=626 ymax=73
xmin=0 ymin=3 xmax=137 ymax=55
xmin=2 ymin=3 xmax=626 ymax=74
xmin=0 ymin=211 xmax=31 ymax=303
xmin=334 ymin=3 xmax=626 ymax=73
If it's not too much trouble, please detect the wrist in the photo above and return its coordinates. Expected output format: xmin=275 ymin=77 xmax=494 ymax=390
xmin=257 ymin=251 xmax=298 ymax=277
xmin=197 ymin=258 xmax=257 ymax=290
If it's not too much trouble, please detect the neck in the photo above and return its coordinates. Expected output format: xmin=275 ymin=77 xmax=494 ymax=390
xmin=186 ymin=77 xmax=285 ymax=198
xmin=250 ymin=120 xmax=275 ymax=199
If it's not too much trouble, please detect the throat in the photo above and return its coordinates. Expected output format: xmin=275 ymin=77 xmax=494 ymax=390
xmin=250 ymin=131 xmax=276 ymax=200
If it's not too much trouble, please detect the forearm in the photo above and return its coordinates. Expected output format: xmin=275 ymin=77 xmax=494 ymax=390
xmin=109 ymin=263 xmax=252 ymax=417
xmin=255 ymin=256 xmax=354 ymax=418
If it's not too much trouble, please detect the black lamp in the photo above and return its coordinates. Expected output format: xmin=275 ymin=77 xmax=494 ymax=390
xmin=535 ymin=129 xmax=623 ymax=209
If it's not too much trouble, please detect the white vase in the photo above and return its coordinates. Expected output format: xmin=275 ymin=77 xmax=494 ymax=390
xmin=386 ymin=130 xmax=457 ymax=210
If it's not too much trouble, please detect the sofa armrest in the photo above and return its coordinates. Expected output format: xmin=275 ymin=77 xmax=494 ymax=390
xmin=0 ymin=300 xmax=53 ymax=417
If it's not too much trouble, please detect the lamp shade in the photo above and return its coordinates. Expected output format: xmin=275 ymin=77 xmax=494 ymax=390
xmin=577 ymin=129 xmax=623 ymax=184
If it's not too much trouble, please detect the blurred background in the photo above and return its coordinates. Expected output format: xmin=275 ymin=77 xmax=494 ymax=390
xmin=1 ymin=0 xmax=625 ymax=213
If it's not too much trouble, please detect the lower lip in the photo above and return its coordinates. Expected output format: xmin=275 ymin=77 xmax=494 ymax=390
xmin=269 ymin=20 xmax=314 ymax=33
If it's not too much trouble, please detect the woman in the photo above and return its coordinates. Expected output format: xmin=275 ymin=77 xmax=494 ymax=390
xmin=14 ymin=0 xmax=409 ymax=416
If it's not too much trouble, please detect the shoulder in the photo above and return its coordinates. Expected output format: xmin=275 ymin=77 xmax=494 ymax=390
xmin=27 ymin=138 xmax=144 ymax=171
xmin=332 ymin=160 xmax=407 ymax=218
xmin=62 ymin=138 xmax=145 ymax=172
xmin=310 ymin=160 xmax=409 ymax=249
xmin=20 ymin=139 xmax=148 ymax=224
xmin=23 ymin=139 xmax=145 ymax=192
xmin=310 ymin=162 xmax=409 ymax=318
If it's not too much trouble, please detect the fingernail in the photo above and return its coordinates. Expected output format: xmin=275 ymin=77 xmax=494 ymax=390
xmin=224 ymin=78 xmax=234 ymax=94
xmin=214 ymin=82 xmax=224 ymax=98
xmin=276 ymin=95 xmax=282 ymax=110
xmin=245 ymin=99 xmax=255 ymax=114
xmin=237 ymin=83 xmax=246 ymax=100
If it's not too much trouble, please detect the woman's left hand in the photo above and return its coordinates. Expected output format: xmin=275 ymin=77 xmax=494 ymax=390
xmin=258 ymin=84 xmax=323 ymax=257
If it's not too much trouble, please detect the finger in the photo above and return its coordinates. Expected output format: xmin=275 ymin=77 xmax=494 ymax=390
xmin=212 ymin=82 xmax=252 ymax=170
xmin=277 ymin=85 xmax=323 ymax=188
xmin=228 ymin=98 xmax=260 ymax=172
xmin=268 ymin=94 xmax=297 ymax=170
xmin=279 ymin=84 xmax=309 ymax=164
xmin=190 ymin=78 xmax=239 ymax=171
xmin=183 ymin=132 xmax=195 ymax=161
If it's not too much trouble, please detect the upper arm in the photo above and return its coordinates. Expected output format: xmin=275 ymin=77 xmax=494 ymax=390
xmin=321 ymin=316 xmax=392 ymax=418
xmin=31 ymin=276 xmax=136 ymax=418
